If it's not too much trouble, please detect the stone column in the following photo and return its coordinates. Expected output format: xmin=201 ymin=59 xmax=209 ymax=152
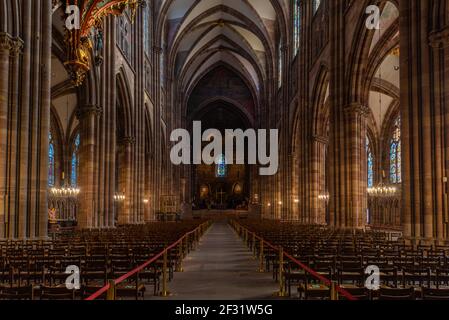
xmin=0 ymin=32 xmax=11 ymax=238
xmin=7 ymin=37 xmax=22 ymax=238
xmin=327 ymin=0 xmax=346 ymax=228
xmin=76 ymin=105 xmax=102 ymax=228
xmin=344 ymin=103 xmax=369 ymax=228
xmin=400 ymin=0 xmax=449 ymax=243
xmin=310 ymin=135 xmax=328 ymax=225
xmin=152 ymin=46 xmax=163 ymax=217
xmin=37 ymin=0 xmax=52 ymax=238
xmin=430 ymin=18 xmax=449 ymax=242
xmin=118 ymin=136 xmax=135 ymax=225
xmin=290 ymin=151 xmax=299 ymax=221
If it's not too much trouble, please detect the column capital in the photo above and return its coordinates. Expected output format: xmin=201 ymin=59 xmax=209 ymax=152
xmin=343 ymin=103 xmax=370 ymax=118
xmin=0 ymin=32 xmax=13 ymax=54
xmin=153 ymin=46 xmax=163 ymax=55
xmin=0 ymin=33 xmax=24 ymax=56
xmin=118 ymin=136 xmax=136 ymax=146
xmin=429 ymin=26 xmax=449 ymax=49
xmin=9 ymin=38 xmax=24 ymax=57
xmin=311 ymin=134 xmax=329 ymax=145
xmin=75 ymin=104 xmax=103 ymax=120
xmin=52 ymin=0 xmax=62 ymax=11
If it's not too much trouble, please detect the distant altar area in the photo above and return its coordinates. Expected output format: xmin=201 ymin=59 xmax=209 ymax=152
xmin=188 ymin=207 xmax=261 ymax=220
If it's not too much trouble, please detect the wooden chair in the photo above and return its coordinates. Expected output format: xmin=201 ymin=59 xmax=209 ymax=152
xmin=378 ymin=287 xmax=415 ymax=300
xmin=337 ymin=263 xmax=364 ymax=287
xmin=401 ymin=267 xmax=431 ymax=288
xmin=436 ymin=268 xmax=449 ymax=288
xmin=284 ymin=263 xmax=306 ymax=297
xmin=380 ymin=267 xmax=399 ymax=288
xmin=421 ymin=287 xmax=449 ymax=300
xmin=301 ymin=282 xmax=331 ymax=300
xmin=114 ymin=274 xmax=146 ymax=300
xmin=0 ymin=285 xmax=34 ymax=300
xmin=339 ymin=287 xmax=371 ymax=300
xmin=81 ymin=285 xmax=107 ymax=300
xmin=39 ymin=285 xmax=76 ymax=300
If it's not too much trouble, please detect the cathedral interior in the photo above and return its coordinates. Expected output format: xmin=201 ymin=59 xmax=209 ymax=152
xmin=0 ymin=0 xmax=449 ymax=302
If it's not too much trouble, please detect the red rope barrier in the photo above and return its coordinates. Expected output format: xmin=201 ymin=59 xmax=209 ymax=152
xmin=85 ymin=223 xmax=207 ymax=301
xmin=283 ymin=252 xmax=357 ymax=300
xmin=236 ymin=223 xmax=357 ymax=301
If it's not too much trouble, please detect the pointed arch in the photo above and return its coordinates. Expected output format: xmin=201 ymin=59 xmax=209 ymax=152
xmin=116 ymin=68 xmax=134 ymax=139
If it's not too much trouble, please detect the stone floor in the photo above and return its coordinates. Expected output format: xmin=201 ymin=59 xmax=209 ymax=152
xmin=149 ymin=219 xmax=279 ymax=300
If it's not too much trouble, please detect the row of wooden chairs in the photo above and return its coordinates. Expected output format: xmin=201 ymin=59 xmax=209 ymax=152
xmin=0 ymin=220 xmax=206 ymax=300
xmin=237 ymin=220 xmax=449 ymax=300
xmin=300 ymin=285 xmax=449 ymax=300
xmin=0 ymin=283 xmax=146 ymax=300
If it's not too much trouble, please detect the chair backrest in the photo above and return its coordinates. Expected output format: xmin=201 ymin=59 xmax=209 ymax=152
xmin=304 ymin=285 xmax=331 ymax=300
xmin=422 ymin=287 xmax=449 ymax=300
xmin=0 ymin=285 xmax=34 ymax=300
xmin=40 ymin=286 xmax=75 ymax=300
xmin=82 ymin=286 xmax=106 ymax=300
xmin=339 ymin=287 xmax=370 ymax=300
xmin=379 ymin=287 xmax=415 ymax=300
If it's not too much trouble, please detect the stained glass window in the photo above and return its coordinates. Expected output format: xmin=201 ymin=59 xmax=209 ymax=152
xmin=313 ymin=0 xmax=321 ymax=15
xmin=71 ymin=133 xmax=80 ymax=187
xmin=117 ymin=15 xmax=132 ymax=62
xmin=293 ymin=0 xmax=301 ymax=57
xmin=48 ymin=132 xmax=55 ymax=187
xmin=366 ymin=136 xmax=374 ymax=188
xmin=390 ymin=117 xmax=402 ymax=184
xmin=216 ymin=154 xmax=227 ymax=178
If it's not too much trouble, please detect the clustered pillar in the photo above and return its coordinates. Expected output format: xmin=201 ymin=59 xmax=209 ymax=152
xmin=400 ymin=0 xmax=449 ymax=243
xmin=0 ymin=0 xmax=52 ymax=239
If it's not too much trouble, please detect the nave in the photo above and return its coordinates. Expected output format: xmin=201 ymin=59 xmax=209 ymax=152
xmin=152 ymin=220 xmax=277 ymax=300
xmin=233 ymin=220 xmax=449 ymax=300
xmin=0 ymin=0 xmax=449 ymax=304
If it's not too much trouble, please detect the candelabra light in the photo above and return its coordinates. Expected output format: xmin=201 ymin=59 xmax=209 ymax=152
xmin=114 ymin=194 xmax=126 ymax=202
xmin=252 ymin=193 xmax=259 ymax=204
xmin=318 ymin=193 xmax=330 ymax=201
xmin=50 ymin=187 xmax=80 ymax=197
xmin=367 ymin=184 xmax=399 ymax=197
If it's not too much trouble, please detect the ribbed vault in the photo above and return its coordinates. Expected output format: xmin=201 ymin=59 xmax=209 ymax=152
xmin=159 ymin=0 xmax=287 ymax=118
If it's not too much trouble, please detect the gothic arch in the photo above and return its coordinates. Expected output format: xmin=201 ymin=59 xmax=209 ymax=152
xmin=363 ymin=26 xmax=399 ymax=104
xmin=116 ymin=69 xmax=133 ymax=139
xmin=183 ymin=61 xmax=259 ymax=114
xmin=176 ymin=32 xmax=265 ymax=90
xmin=144 ymin=105 xmax=154 ymax=155
xmin=0 ymin=0 xmax=20 ymax=36
xmin=311 ymin=65 xmax=330 ymax=138
xmin=346 ymin=0 xmax=398 ymax=105
xmin=189 ymin=97 xmax=254 ymax=129
xmin=49 ymin=105 xmax=65 ymax=186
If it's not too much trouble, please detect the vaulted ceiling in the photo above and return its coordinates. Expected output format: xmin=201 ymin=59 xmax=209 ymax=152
xmin=367 ymin=1 xmax=400 ymax=134
xmin=159 ymin=0 xmax=288 ymax=115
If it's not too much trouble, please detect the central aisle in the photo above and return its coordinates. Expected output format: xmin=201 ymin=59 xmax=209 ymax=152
xmin=155 ymin=220 xmax=278 ymax=300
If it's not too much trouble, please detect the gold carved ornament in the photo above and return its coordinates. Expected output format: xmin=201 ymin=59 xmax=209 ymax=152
xmin=61 ymin=0 xmax=141 ymax=86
